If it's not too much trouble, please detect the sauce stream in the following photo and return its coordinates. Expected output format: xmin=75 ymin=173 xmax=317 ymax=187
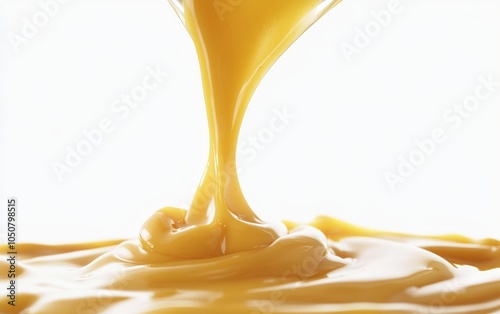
xmin=2 ymin=1 xmax=499 ymax=313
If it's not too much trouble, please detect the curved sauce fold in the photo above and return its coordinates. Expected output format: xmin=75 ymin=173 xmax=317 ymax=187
xmin=2 ymin=1 xmax=499 ymax=313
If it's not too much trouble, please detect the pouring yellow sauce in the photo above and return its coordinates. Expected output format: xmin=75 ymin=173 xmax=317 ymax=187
xmin=2 ymin=1 xmax=500 ymax=313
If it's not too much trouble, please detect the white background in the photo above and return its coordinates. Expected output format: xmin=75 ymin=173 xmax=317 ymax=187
xmin=1 ymin=0 xmax=499 ymax=243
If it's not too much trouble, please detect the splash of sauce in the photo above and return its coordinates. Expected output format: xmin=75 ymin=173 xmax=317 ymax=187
xmin=2 ymin=1 xmax=500 ymax=313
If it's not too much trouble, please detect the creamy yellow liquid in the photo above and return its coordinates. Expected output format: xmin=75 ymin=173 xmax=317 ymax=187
xmin=2 ymin=1 xmax=500 ymax=313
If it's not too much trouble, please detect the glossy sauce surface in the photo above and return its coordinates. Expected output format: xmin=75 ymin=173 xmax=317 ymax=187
xmin=2 ymin=1 xmax=500 ymax=313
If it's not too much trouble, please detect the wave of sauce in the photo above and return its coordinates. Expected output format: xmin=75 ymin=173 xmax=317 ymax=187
xmin=2 ymin=217 xmax=500 ymax=313
xmin=2 ymin=0 xmax=499 ymax=313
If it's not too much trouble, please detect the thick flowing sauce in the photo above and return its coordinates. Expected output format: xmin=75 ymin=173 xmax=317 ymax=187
xmin=2 ymin=1 xmax=500 ymax=313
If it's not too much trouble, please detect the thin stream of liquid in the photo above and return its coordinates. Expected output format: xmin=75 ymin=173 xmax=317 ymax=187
xmin=1 ymin=1 xmax=499 ymax=313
